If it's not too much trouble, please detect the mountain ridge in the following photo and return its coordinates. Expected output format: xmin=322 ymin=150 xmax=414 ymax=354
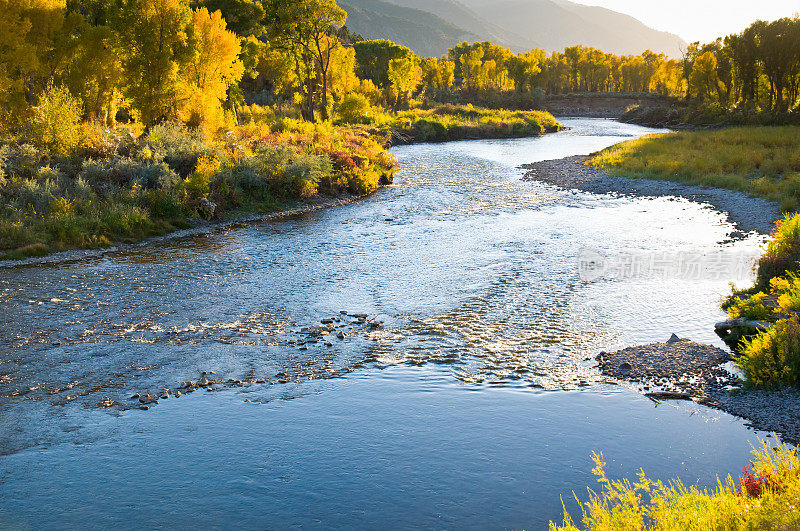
xmin=343 ymin=0 xmax=687 ymax=58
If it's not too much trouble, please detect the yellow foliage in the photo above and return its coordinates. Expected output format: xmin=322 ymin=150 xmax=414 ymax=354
xmin=180 ymin=8 xmax=243 ymax=135
xmin=552 ymin=440 xmax=800 ymax=530
xmin=186 ymin=155 xmax=220 ymax=197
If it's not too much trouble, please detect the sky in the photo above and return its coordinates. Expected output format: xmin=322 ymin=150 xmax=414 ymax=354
xmin=569 ymin=0 xmax=800 ymax=43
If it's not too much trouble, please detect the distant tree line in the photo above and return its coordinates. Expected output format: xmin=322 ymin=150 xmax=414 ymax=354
xmin=0 ymin=0 xmax=797 ymax=136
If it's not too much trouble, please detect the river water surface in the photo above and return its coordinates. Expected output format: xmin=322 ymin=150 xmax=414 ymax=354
xmin=0 ymin=119 xmax=771 ymax=529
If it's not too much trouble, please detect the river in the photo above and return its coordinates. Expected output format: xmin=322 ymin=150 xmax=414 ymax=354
xmin=0 ymin=118 xmax=771 ymax=529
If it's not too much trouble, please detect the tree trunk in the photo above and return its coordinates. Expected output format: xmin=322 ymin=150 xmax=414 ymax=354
xmin=320 ymin=71 xmax=329 ymax=121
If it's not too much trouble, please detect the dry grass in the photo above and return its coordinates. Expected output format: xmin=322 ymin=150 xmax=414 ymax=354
xmin=589 ymin=126 xmax=800 ymax=212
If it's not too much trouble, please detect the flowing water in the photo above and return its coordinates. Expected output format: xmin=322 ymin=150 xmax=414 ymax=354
xmin=0 ymin=119 xmax=773 ymax=529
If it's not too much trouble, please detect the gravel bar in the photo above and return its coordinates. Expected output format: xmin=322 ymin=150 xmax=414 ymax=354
xmin=522 ymin=156 xmax=780 ymax=234
xmin=598 ymin=335 xmax=800 ymax=444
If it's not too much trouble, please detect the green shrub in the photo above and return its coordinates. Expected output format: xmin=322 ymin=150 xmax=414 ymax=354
xmin=80 ymin=158 xmax=180 ymax=190
xmin=283 ymin=154 xmax=332 ymax=198
xmin=142 ymin=122 xmax=212 ymax=176
xmin=737 ymin=315 xmax=800 ymax=388
xmin=24 ymin=86 xmax=82 ymax=156
xmin=757 ymin=214 xmax=800 ymax=289
xmin=727 ymin=292 xmax=776 ymax=321
xmin=4 ymin=143 xmax=44 ymax=179
xmin=337 ymin=94 xmax=374 ymax=124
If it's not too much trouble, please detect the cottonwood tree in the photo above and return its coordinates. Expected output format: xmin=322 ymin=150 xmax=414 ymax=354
xmin=265 ymin=0 xmax=346 ymax=122
xmin=506 ymin=49 xmax=544 ymax=93
xmin=421 ymin=57 xmax=454 ymax=90
xmin=182 ymin=7 xmax=244 ymax=132
xmin=387 ymin=55 xmax=421 ymax=111
xmin=118 ymin=0 xmax=192 ymax=127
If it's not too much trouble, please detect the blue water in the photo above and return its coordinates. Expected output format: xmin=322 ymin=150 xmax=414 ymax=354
xmin=0 ymin=119 xmax=772 ymax=529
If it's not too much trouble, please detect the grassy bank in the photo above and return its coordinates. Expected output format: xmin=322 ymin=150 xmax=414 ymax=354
xmin=621 ymin=103 xmax=800 ymax=129
xmin=385 ymin=105 xmax=561 ymax=144
xmin=551 ymin=440 xmax=800 ymax=530
xmin=589 ymin=126 xmax=800 ymax=212
xmin=337 ymin=99 xmax=562 ymax=144
xmin=0 ymin=117 xmax=396 ymax=259
xmin=0 ymin=103 xmax=562 ymax=259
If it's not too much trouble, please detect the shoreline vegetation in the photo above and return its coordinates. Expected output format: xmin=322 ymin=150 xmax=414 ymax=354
xmin=551 ymin=439 xmax=800 ymax=530
xmin=588 ymin=126 xmax=800 ymax=212
xmin=0 ymin=105 xmax=561 ymax=260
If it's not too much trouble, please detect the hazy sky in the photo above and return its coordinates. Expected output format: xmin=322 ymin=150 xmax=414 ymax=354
xmin=569 ymin=0 xmax=799 ymax=43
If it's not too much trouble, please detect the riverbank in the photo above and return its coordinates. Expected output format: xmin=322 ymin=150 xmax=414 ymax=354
xmin=522 ymin=155 xmax=780 ymax=233
xmin=0 ymin=194 xmax=364 ymax=268
xmin=588 ymin=126 xmax=800 ymax=212
xmin=0 ymin=105 xmax=562 ymax=260
xmin=597 ymin=335 xmax=800 ymax=443
xmin=375 ymin=105 xmax=561 ymax=145
xmin=522 ymin=155 xmax=800 ymax=441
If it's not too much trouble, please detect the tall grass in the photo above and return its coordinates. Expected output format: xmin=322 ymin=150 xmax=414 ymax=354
xmin=551 ymin=440 xmax=800 ymax=530
xmin=589 ymin=126 xmax=800 ymax=212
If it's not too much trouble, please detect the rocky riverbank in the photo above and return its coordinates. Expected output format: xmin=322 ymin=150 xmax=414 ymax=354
xmin=597 ymin=335 xmax=800 ymax=443
xmin=525 ymin=155 xmax=799 ymax=442
xmin=522 ymin=156 xmax=780 ymax=234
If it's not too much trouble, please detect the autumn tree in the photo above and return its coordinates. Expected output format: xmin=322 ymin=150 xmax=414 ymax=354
xmin=118 ymin=0 xmax=192 ymax=127
xmin=387 ymin=55 xmax=421 ymax=111
xmin=327 ymin=43 xmax=359 ymax=106
xmin=61 ymin=22 xmax=125 ymax=124
xmin=182 ymin=7 xmax=244 ymax=131
xmin=506 ymin=49 xmax=544 ymax=92
xmin=265 ymin=0 xmax=346 ymax=122
xmin=421 ymin=57 xmax=454 ymax=90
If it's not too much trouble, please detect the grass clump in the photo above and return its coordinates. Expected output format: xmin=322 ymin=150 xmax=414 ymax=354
xmin=589 ymin=126 xmax=800 ymax=212
xmin=551 ymin=440 xmax=800 ymax=530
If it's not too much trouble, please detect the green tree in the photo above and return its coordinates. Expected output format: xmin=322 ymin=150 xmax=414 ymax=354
xmin=191 ymin=0 xmax=265 ymax=36
xmin=353 ymin=39 xmax=416 ymax=88
xmin=689 ymin=51 xmax=721 ymax=102
xmin=387 ymin=55 xmax=421 ymax=111
xmin=265 ymin=0 xmax=346 ymax=122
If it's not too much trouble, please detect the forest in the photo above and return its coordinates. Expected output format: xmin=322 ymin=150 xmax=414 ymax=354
xmin=0 ymin=0 xmax=798 ymax=258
